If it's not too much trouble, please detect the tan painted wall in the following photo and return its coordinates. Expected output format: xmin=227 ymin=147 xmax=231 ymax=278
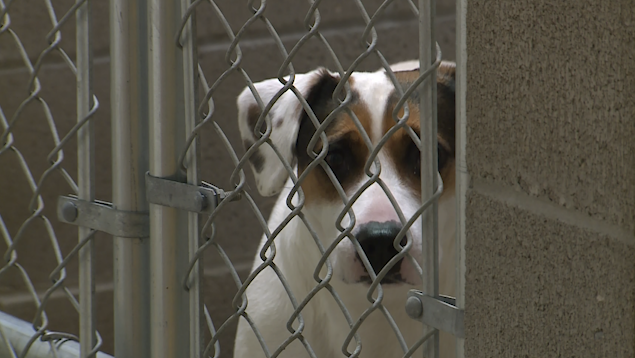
xmin=464 ymin=0 xmax=635 ymax=356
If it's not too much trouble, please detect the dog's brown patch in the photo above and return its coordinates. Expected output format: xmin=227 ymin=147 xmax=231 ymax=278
xmin=295 ymin=62 xmax=456 ymax=204
xmin=382 ymin=61 xmax=456 ymax=198
xmin=298 ymin=102 xmax=372 ymax=203
xmin=242 ymin=139 xmax=266 ymax=173
xmin=243 ymin=104 xmax=270 ymax=173
xmin=246 ymin=104 xmax=262 ymax=134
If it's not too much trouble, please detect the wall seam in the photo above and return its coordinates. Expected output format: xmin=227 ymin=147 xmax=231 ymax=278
xmin=0 ymin=14 xmax=458 ymax=75
xmin=472 ymin=179 xmax=635 ymax=247
xmin=0 ymin=262 xmax=253 ymax=307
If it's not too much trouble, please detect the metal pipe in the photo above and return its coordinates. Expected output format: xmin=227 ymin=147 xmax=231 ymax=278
xmin=455 ymin=0 xmax=468 ymax=356
xmin=148 ymin=0 xmax=190 ymax=356
xmin=76 ymin=0 xmax=95 ymax=356
xmin=419 ymin=0 xmax=439 ymax=357
xmin=110 ymin=0 xmax=151 ymax=356
xmin=0 ymin=312 xmax=113 ymax=358
xmin=178 ymin=1 xmax=203 ymax=356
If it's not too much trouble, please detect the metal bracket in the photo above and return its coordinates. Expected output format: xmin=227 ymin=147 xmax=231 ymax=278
xmin=405 ymin=290 xmax=465 ymax=338
xmin=145 ymin=172 xmax=237 ymax=213
xmin=57 ymin=196 xmax=149 ymax=238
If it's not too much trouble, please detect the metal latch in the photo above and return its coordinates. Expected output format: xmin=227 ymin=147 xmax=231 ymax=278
xmin=57 ymin=196 xmax=149 ymax=238
xmin=405 ymin=290 xmax=465 ymax=338
xmin=145 ymin=172 xmax=238 ymax=213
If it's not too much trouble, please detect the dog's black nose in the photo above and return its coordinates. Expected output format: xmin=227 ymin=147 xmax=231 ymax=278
xmin=355 ymin=221 xmax=405 ymax=281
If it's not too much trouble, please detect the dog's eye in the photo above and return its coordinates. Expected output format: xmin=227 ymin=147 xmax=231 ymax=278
xmin=407 ymin=143 xmax=448 ymax=176
xmin=325 ymin=148 xmax=352 ymax=184
xmin=406 ymin=142 xmax=421 ymax=177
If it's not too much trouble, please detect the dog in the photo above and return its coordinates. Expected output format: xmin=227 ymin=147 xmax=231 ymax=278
xmin=233 ymin=59 xmax=457 ymax=358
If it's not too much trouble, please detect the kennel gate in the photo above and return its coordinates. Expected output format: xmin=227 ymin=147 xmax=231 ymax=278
xmin=0 ymin=0 xmax=466 ymax=357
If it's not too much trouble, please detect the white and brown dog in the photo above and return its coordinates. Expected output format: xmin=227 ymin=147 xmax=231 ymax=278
xmin=233 ymin=60 xmax=456 ymax=358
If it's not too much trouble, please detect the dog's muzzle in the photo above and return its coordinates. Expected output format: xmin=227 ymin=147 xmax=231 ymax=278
xmin=354 ymin=221 xmax=407 ymax=284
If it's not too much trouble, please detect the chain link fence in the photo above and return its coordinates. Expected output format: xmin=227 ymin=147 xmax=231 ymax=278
xmin=178 ymin=1 xmax=459 ymax=357
xmin=0 ymin=0 xmax=463 ymax=357
xmin=0 ymin=0 xmax=109 ymax=356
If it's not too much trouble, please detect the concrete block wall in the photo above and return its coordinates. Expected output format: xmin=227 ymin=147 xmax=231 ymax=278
xmin=0 ymin=1 xmax=456 ymax=355
xmin=464 ymin=0 xmax=635 ymax=357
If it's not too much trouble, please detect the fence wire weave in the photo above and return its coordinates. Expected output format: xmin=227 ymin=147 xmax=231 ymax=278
xmin=0 ymin=0 xmax=103 ymax=357
xmin=176 ymin=1 xmax=443 ymax=357
xmin=1 ymin=0 xmax=448 ymax=356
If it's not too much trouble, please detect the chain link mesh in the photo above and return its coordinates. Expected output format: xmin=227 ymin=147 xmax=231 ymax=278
xmin=0 ymin=0 xmax=103 ymax=356
xmin=1 ymin=0 xmax=447 ymax=356
xmin=177 ymin=1 xmax=442 ymax=357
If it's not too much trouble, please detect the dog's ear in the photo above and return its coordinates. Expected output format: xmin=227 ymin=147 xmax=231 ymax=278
xmin=237 ymin=69 xmax=340 ymax=197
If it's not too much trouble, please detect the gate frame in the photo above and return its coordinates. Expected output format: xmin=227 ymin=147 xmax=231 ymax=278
xmin=109 ymin=0 xmax=152 ymax=357
xmin=454 ymin=0 xmax=468 ymax=356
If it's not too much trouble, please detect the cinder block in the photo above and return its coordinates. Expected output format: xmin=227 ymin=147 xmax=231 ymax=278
xmin=465 ymin=0 xmax=635 ymax=231
xmin=0 ymin=262 xmax=256 ymax=357
xmin=1 ymin=0 xmax=454 ymax=69
xmin=194 ymin=0 xmax=455 ymax=47
xmin=202 ymin=264 xmax=253 ymax=358
xmin=0 ymin=0 xmax=110 ymax=66
xmin=464 ymin=188 xmax=635 ymax=357
xmin=0 ymin=284 xmax=115 ymax=355
xmin=0 ymin=57 xmax=113 ymax=292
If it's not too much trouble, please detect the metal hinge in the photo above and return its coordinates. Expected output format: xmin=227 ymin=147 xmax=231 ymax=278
xmin=57 ymin=196 xmax=149 ymax=238
xmin=145 ymin=172 xmax=238 ymax=213
xmin=57 ymin=174 xmax=237 ymax=237
xmin=405 ymin=290 xmax=465 ymax=338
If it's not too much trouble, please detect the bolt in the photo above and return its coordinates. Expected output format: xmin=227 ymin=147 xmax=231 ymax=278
xmin=61 ymin=202 xmax=78 ymax=222
xmin=405 ymin=296 xmax=423 ymax=319
xmin=194 ymin=191 xmax=207 ymax=212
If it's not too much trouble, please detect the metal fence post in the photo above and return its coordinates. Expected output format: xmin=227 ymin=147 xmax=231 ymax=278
xmin=455 ymin=0 xmax=468 ymax=356
xmin=76 ymin=0 xmax=96 ymax=356
xmin=148 ymin=0 xmax=193 ymax=356
xmin=110 ymin=0 xmax=152 ymax=356
xmin=419 ymin=0 xmax=439 ymax=357
xmin=178 ymin=1 xmax=203 ymax=356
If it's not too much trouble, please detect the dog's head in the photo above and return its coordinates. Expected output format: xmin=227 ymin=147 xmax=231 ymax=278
xmin=237 ymin=61 xmax=456 ymax=287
